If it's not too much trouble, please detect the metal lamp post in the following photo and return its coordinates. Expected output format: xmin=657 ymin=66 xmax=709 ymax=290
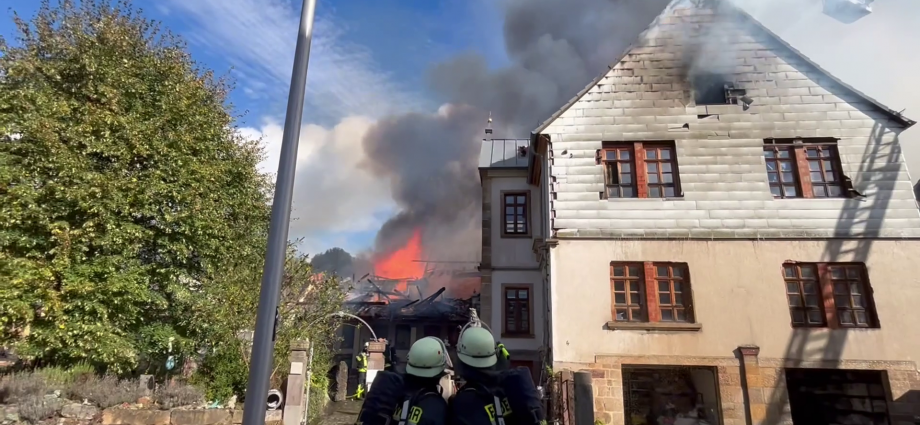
xmin=241 ymin=0 xmax=318 ymax=425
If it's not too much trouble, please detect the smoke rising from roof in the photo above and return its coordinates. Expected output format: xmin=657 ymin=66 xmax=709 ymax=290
xmin=360 ymin=0 xmax=673 ymax=257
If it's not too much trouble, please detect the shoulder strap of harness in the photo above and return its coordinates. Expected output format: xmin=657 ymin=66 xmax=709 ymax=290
xmin=458 ymin=384 xmax=505 ymax=425
xmin=396 ymin=388 xmax=439 ymax=425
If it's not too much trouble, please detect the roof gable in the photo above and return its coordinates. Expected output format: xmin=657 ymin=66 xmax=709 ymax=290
xmin=532 ymin=0 xmax=914 ymax=136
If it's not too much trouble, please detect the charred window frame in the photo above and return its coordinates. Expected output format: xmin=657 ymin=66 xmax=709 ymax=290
xmin=601 ymin=145 xmax=637 ymax=198
xmin=782 ymin=262 xmax=879 ymax=329
xmin=502 ymin=284 xmax=533 ymax=337
xmin=501 ymin=191 xmax=531 ymax=237
xmin=764 ymin=139 xmax=847 ymax=199
xmin=610 ymin=262 xmax=695 ymax=325
xmin=599 ymin=142 xmax=681 ymax=200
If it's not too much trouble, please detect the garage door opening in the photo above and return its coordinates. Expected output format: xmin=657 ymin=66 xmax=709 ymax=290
xmin=622 ymin=366 xmax=721 ymax=425
xmin=785 ymin=368 xmax=890 ymax=425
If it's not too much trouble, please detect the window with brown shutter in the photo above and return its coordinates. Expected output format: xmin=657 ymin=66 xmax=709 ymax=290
xmin=763 ymin=139 xmax=846 ymax=199
xmin=782 ymin=262 xmax=878 ymax=329
xmin=609 ymin=262 xmax=696 ymax=328
xmin=502 ymin=285 xmax=533 ymax=337
xmin=600 ymin=142 xmax=681 ymax=200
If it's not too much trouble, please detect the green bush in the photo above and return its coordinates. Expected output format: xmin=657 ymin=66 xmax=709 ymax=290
xmin=35 ymin=363 xmax=95 ymax=389
xmin=67 ymin=375 xmax=146 ymax=408
xmin=0 ymin=372 xmax=49 ymax=404
xmin=191 ymin=343 xmax=248 ymax=403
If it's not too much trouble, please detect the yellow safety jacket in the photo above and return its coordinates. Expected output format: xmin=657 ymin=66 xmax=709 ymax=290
xmin=356 ymin=353 xmax=368 ymax=373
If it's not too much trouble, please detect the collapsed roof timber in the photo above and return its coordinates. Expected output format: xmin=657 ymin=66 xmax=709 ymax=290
xmin=344 ymin=276 xmax=478 ymax=321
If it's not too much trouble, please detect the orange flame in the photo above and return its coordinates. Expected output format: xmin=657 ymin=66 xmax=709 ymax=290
xmin=374 ymin=229 xmax=425 ymax=292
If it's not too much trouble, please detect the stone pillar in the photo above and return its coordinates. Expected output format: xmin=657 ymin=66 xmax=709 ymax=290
xmin=283 ymin=339 xmax=309 ymax=425
xmin=366 ymin=341 xmax=386 ymax=392
xmin=738 ymin=345 xmax=765 ymax=425
xmin=335 ymin=361 xmax=348 ymax=402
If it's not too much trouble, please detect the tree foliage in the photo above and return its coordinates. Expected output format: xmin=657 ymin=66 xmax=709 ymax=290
xmin=0 ymin=0 xmax=276 ymax=371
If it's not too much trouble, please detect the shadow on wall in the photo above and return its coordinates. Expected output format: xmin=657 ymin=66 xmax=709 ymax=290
xmin=760 ymin=121 xmax=903 ymax=425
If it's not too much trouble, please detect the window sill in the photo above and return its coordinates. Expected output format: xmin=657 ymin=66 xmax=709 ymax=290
xmin=500 ymin=233 xmax=533 ymax=239
xmin=605 ymin=322 xmax=702 ymax=332
xmin=501 ymin=333 xmax=535 ymax=339
xmin=603 ymin=197 xmax=686 ymax=201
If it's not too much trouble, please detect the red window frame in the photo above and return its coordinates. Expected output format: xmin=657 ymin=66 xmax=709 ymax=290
xmin=610 ymin=262 xmax=694 ymax=323
xmin=782 ymin=262 xmax=879 ymax=329
xmin=599 ymin=142 xmax=681 ymax=199
xmin=764 ymin=139 xmax=846 ymax=199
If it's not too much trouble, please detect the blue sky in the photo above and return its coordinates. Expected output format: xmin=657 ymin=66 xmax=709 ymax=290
xmin=0 ymin=0 xmax=508 ymax=255
xmin=3 ymin=0 xmax=919 ymax=256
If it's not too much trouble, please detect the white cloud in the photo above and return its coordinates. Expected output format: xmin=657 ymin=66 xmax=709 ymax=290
xmin=164 ymin=0 xmax=427 ymax=122
xmin=240 ymin=117 xmax=396 ymax=240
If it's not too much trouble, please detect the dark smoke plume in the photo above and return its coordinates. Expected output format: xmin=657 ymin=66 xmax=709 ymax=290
xmin=361 ymin=0 xmax=673 ymax=257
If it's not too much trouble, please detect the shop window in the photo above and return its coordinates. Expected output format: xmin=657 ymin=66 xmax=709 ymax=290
xmin=622 ymin=366 xmax=720 ymax=425
xmin=786 ymin=368 xmax=889 ymax=425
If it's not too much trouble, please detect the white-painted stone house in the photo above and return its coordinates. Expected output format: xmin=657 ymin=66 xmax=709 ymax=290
xmin=481 ymin=1 xmax=920 ymax=424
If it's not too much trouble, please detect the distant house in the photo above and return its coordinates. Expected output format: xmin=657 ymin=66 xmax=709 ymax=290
xmin=480 ymin=1 xmax=920 ymax=424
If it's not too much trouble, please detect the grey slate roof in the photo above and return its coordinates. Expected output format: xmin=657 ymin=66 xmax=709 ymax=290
xmin=531 ymin=0 xmax=914 ymax=136
xmin=479 ymin=139 xmax=530 ymax=169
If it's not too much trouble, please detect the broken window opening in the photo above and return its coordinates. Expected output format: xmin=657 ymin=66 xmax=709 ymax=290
xmin=692 ymin=72 xmax=730 ymax=105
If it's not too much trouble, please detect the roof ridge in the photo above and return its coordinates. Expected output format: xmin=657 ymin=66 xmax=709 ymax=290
xmin=531 ymin=0 xmax=913 ymax=135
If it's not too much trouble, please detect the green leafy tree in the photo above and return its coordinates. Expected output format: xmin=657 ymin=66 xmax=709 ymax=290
xmin=0 ymin=0 xmax=272 ymax=371
xmin=190 ymin=242 xmax=346 ymax=403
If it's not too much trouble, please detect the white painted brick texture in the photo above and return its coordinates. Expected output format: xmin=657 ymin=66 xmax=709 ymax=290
xmin=542 ymin=6 xmax=920 ymax=239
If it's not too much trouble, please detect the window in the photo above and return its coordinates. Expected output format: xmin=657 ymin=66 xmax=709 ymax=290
xmin=645 ymin=147 xmax=678 ymax=198
xmin=654 ymin=264 xmax=690 ymax=322
xmin=782 ymin=262 xmax=878 ymax=329
xmin=783 ymin=263 xmax=825 ymax=327
xmin=693 ymin=72 xmax=729 ymax=105
xmin=602 ymin=146 xmax=636 ymax=198
xmin=395 ymin=325 xmax=411 ymax=350
xmin=501 ymin=192 xmax=530 ymax=237
xmin=600 ymin=142 xmax=681 ymax=199
xmin=341 ymin=325 xmax=355 ymax=349
xmin=764 ymin=139 xmax=846 ymax=199
xmin=610 ymin=262 xmax=695 ymax=324
xmin=503 ymin=285 xmax=532 ymax=336
xmin=611 ymin=263 xmax=645 ymax=321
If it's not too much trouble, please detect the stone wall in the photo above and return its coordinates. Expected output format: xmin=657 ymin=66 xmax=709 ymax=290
xmin=577 ymin=348 xmax=920 ymax=425
xmin=1 ymin=405 xmax=282 ymax=425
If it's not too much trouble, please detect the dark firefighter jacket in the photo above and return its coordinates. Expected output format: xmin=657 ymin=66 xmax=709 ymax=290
xmin=392 ymin=374 xmax=448 ymax=425
xmin=449 ymin=366 xmax=511 ymax=425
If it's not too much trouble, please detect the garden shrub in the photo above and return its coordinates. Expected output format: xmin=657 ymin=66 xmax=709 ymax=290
xmin=153 ymin=383 xmax=205 ymax=409
xmin=0 ymin=372 xmax=49 ymax=404
xmin=17 ymin=396 xmax=63 ymax=423
xmin=67 ymin=375 xmax=146 ymax=408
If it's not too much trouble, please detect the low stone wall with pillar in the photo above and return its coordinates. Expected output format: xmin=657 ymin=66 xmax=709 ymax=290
xmin=283 ymin=339 xmax=309 ymax=425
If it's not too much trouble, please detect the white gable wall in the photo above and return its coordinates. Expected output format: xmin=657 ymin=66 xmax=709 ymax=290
xmin=541 ymin=7 xmax=920 ymax=239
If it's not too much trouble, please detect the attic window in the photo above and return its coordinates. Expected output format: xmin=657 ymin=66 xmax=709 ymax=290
xmin=693 ymin=72 xmax=730 ymax=105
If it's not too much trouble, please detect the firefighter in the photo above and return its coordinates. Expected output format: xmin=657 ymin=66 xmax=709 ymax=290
xmin=495 ymin=341 xmax=511 ymax=370
xmin=355 ymin=343 xmax=369 ymax=400
xmin=393 ymin=337 xmax=450 ymax=425
xmin=385 ymin=345 xmax=398 ymax=372
xmin=449 ymin=327 xmax=546 ymax=425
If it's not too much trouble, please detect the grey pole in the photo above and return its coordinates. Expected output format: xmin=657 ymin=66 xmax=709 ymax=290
xmin=242 ymin=0 xmax=317 ymax=424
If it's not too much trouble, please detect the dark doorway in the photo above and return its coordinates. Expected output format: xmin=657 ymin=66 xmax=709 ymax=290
xmin=785 ymin=368 xmax=890 ymax=425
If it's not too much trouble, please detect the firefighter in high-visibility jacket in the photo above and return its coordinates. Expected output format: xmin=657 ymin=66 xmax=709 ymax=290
xmin=355 ymin=343 xmax=369 ymax=400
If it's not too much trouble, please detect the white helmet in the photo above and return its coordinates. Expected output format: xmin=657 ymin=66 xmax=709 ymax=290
xmin=405 ymin=337 xmax=448 ymax=378
xmin=457 ymin=327 xmax=497 ymax=369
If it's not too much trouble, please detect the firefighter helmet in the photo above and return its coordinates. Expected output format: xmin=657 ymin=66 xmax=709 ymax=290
xmin=457 ymin=326 xmax=497 ymax=368
xmin=405 ymin=337 xmax=448 ymax=378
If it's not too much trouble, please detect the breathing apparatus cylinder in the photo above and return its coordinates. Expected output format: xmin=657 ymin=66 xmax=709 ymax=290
xmin=354 ymin=370 xmax=404 ymax=425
